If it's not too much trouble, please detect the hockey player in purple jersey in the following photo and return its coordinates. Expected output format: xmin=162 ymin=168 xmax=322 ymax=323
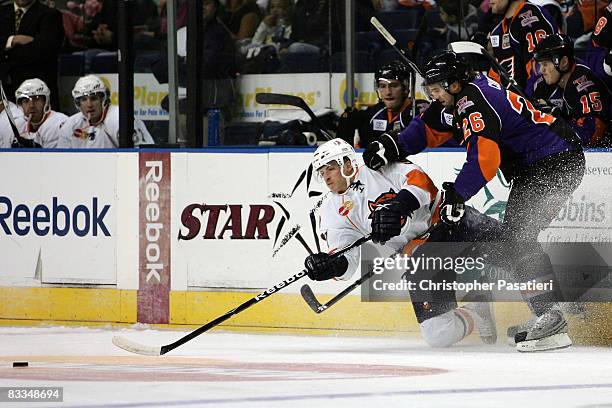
xmin=364 ymin=51 xmax=585 ymax=352
xmin=592 ymin=2 xmax=612 ymax=83
xmin=533 ymin=34 xmax=611 ymax=147
xmin=488 ymin=0 xmax=558 ymax=93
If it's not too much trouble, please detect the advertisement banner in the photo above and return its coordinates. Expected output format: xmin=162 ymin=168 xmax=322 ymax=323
xmin=0 ymin=152 xmax=117 ymax=285
xmin=172 ymin=153 xmax=274 ymax=288
xmin=138 ymin=152 xmax=171 ymax=324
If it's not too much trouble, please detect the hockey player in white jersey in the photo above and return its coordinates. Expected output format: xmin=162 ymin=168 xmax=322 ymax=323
xmin=0 ymin=99 xmax=25 ymax=148
xmin=58 ymin=75 xmax=154 ymax=148
xmin=15 ymin=78 xmax=67 ymax=148
xmin=304 ymin=139 xmax=500 ymax=348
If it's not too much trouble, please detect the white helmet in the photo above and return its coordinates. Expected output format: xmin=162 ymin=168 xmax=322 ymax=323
xmin=15 ymin=78 xmax=51 ymax=113
xmin=312 ymin=138 xmax=358 ymax=189
xmin=72 ymin=74 xmax=110 ymax=106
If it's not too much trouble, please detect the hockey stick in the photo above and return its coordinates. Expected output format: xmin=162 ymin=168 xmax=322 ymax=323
xmin=112 ymin=234 xmax=370 ymax=356
xmin=255 ymin=92 xmax=333 ymax=141
xmin=301 ymin=222 xmax=441 ymax=314
xmin=447 ymin=41 xmax=533 ymax=102
xmin=370 ymin=17 xmax=423 ymax=77
xmin=0 ymin=81 xmax=40 ymax=148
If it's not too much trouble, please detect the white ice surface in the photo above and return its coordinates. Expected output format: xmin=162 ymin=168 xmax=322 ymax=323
xmin=1 ymin=325 xmax=612 ymax=407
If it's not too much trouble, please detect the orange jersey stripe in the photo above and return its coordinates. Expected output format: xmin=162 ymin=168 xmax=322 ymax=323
xmin=406 ymin=169 xmax=439 ymax=201
xmin=425 ymin=126 xmax=453 ymax=148
xmin=476 ymin=137 xmax=501 ymax=182
xmin=488 ymin=69 xmax=501 ymax=84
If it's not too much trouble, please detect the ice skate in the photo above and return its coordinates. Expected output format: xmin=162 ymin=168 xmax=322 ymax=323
xmin=515 ymin=308 xmax=572 ymax=352
xmin=506 ymin=316 xmax=537 ymax=346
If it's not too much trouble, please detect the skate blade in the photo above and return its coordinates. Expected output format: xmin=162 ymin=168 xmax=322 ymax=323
xmin=516 ymin=333 xmax=572 ymax=352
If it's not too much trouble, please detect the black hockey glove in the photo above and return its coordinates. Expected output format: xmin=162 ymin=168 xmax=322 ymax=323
xmin=371 ymin=189 xmax=420 ymax=244
xmin=440 ymin=182 xmax=465 ymax=225
xmin=304 ymin=253 xmax=349 ymax=281
xmin=363 ymin=131 xmax=407 ymax=171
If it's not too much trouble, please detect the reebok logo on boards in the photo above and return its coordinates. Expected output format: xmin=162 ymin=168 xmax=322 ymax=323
xmin=0 ymin=196 xmax=111 ymax=237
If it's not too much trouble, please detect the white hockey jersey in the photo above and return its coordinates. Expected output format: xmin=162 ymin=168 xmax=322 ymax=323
xmin=0 ymin=102 xmax=25 ymax=148
xmin=57 ymin=105 xmax=154 ymax=148
xmin=319 ymin=161 xmax=440 ymax=280
xmin=17 ymin=111 xmax=68 ymax=148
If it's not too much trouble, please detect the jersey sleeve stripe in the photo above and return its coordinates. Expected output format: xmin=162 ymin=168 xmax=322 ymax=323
xmin=425 ymin=125 xmax=453 ymax=147
xmin=406 ymin=169 xmax=438 ymax=202
xmin=476 ymin=136 xmax=501 ymax=182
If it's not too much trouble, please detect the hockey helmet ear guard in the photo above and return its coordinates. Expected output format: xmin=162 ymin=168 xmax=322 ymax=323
xmin=15 ymin=78 xmax=51 ymax=114
xmin=312 ymin=138 xmax=358 ymax=189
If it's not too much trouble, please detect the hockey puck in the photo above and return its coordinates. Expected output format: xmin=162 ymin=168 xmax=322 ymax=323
xmin=12 ymin=361 xmax=28 ymax=367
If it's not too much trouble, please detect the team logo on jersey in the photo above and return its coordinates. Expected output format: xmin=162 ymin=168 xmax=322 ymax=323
xmin=338 ymin=200 xmax=354 ymax=216
xmin=443 ymin=112 xmax=454 ymax=126
xmin=573 ymin=75 xmax=594 ymax=92
xmin=456 ymin=97 xmax=474 ymax=115
xmin=518 ymin=10 xmax=539 ymax=27
xmin=502 ymin=33 xmax=510 ymax=49
xmin=373 ymin=119 xmax=387 ymax=131
xmin=349 ymin=180 xmax=365 ymax=193
xmin=367 ymin=190 xmax=408 ymax=227
xmin=73 ymin=127 xmax=96 ymax=140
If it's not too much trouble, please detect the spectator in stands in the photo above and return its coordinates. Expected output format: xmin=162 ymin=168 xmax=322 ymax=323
xmin=132 ymin=0 xmax=161 ymax=51
xmin=397 ymin=0 xmax=435 ymax=12
xmin=238 ymin=0 xmax=292 ymax=74
xmin=153 ymin=0 xmax=235 ymax=116
xmin=0 ymin=0 xmax=64 ymax=109
xmin=159 ymin=0 xmax=188 ymax=40
xmin=372 ymin=0 xmax=400 ymax=11
xmin=220 ymin=0 xmax=262 ymax=41
xmin=15 ymin=77 xmax=67 ymax=147
xmin=414 ymin=0 xmax=479 ymax=66
xmin=438 ymin=0 xmax=479 ymax=41
xmin=0 ymin=95 xmax=25 ymax=148
xmin=58 ymin=74 xmax=154 ymax=148
xmin=278 ymin=0 xmax=328 ymax=72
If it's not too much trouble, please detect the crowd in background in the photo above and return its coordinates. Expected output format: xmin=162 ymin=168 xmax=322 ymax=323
xmin=0 ymin=0 xmax=610 ymax=147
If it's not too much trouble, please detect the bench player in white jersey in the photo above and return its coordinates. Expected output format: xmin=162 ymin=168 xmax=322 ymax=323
xmin=304 ymin=139 xmax=500 ymax=348
xmin=14 ymin=78 xmax=67 ymax=148
xmin=0 ymin=99 xmax=25 ymax=148
xmin=58 ymin=75 xmax=154 ymax=148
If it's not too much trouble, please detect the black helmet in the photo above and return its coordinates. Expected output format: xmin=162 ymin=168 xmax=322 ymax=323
xmin=374 ymin=61 xmax=410 ymax=89
xmin=534 ymin=34 xmax=574 ymax=73
xmin=422 ymin=51 xmax=471 ymax=91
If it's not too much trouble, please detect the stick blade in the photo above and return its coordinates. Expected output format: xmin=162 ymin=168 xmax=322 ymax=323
xmin=112 ymin=336 xmax=162 ymax=356
xmin=300 ymin=284 xmax=323 ymax=313
xmin=448 ymin=41 xmax=485 ymax=56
